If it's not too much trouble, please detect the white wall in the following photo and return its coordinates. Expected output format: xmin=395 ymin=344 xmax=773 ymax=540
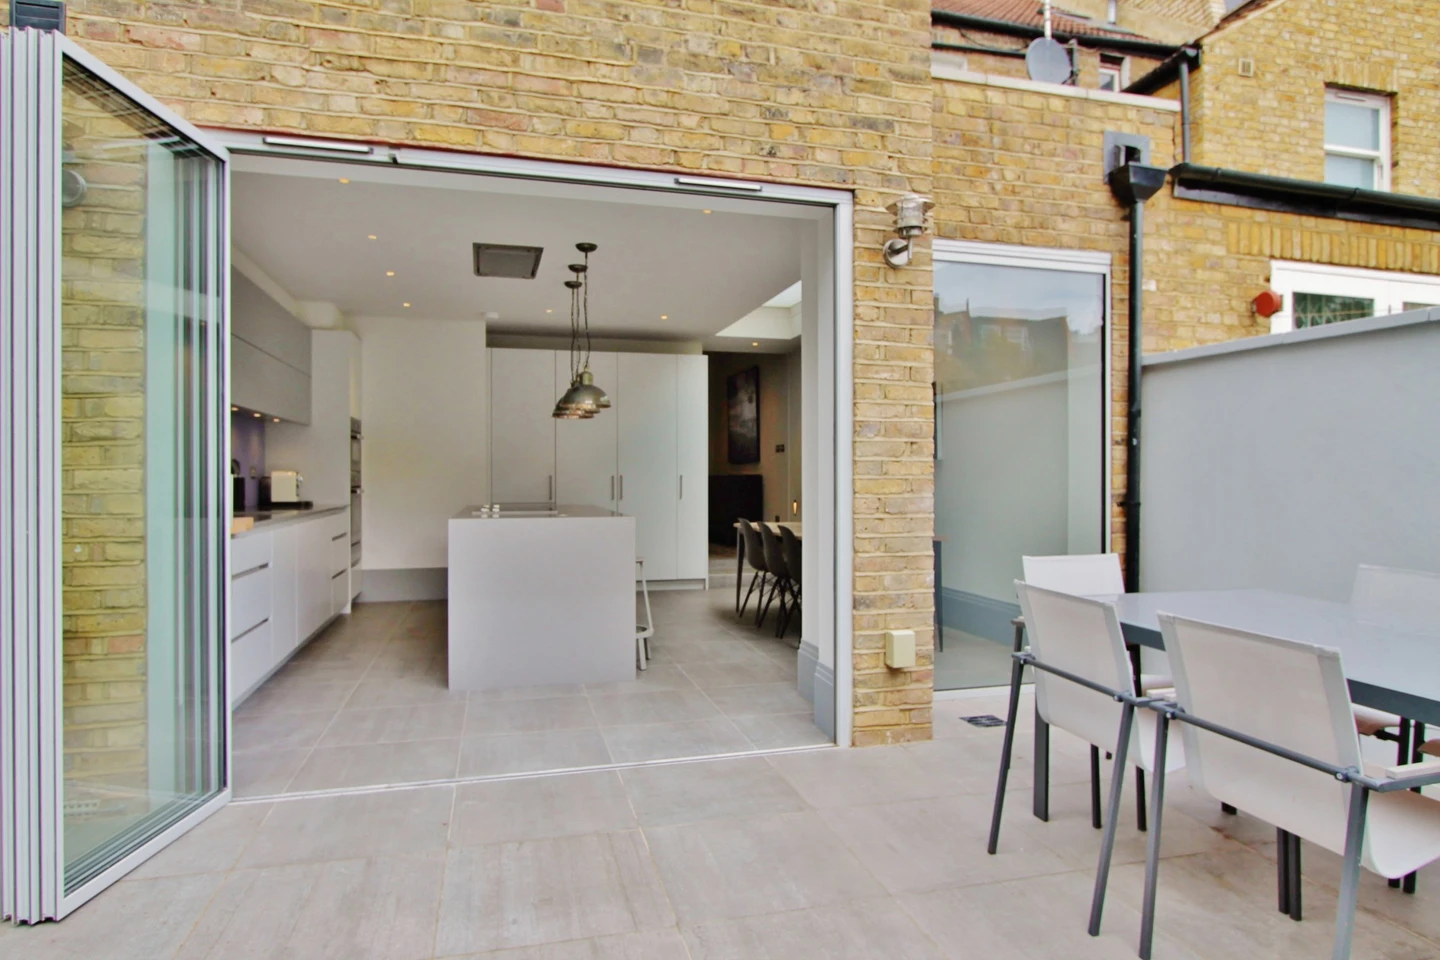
xmin=1140 ymin=310 xmax=1440 ymax=601
xmin=352 ymin=316 xmax=489 ymax=571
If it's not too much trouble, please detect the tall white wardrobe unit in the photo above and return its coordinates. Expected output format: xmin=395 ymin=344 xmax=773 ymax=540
xmin=488 ymin=348 xmax=708 ymax=582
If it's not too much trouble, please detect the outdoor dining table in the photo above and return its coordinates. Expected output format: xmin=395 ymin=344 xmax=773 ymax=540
xmin=1029 ymin=587 xmax=1440 ymax=820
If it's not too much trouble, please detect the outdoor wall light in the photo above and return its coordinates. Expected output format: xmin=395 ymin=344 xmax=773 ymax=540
xmin=882 ymin=194 xmax=935 ymax=268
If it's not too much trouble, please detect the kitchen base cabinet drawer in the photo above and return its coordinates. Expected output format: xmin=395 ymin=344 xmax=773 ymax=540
xmin=329 ymin=531 xmax=349 ymax=579
xmin=330 ymin=569 xmax=350 ymax=614
xmin=231 ymin=619 xmax=273 ymax=704
xmin=231 ymin=532 xmax=272 ymax=578
xmin=231 ymin=564 xmax=272 ymax=639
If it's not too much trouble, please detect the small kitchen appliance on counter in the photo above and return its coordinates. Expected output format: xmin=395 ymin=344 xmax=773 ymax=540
xmin=263 ymin=469 xmax=305 ymax=507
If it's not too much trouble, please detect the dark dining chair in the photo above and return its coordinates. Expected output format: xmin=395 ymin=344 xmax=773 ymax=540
xmin=737 ymin=519 xmax=770 ymax=620
xmin=778 ymin=525 xmax=802 ymax=640
xmin=757 ymin=523 xmax=790 ymax=630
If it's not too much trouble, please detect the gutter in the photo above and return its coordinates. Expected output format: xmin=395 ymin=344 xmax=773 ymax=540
xmin=931 ymin=10 xmax=1180 ymax=57
xmin=932 ymin=40 xmax=1027 ymax=59
xmin=1170 ymin=163 xmax=1440 ymax=231
xmin=1125 ymin=45 xmax=1200 ymax=95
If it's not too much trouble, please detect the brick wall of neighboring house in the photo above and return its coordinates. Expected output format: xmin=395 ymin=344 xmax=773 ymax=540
xmin=932 ymin=73 xmax=1178 ymax=553
xmin=1189 ymin=0 xmax=1440 ymax=195
xmin=60 ymin=76 xmax=152 ymax=807
xmin=10 ymin=0 xmax=940 ymax=746
xmin=931 ymin=23 xmax=1166 ymax=89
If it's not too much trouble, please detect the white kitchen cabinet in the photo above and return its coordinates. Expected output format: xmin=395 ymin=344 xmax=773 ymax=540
xmin=297 ymin=517 xmax=333 ymax=640
xmin=675 ymin=354 xmax=709 ymax=580
xmin=490 ymin=348 xmax=556 ymax=503
xmin=555 ymin=351 xmax=618 ymax=510
xmin=231 ymin=621 xmax=273 ymax=701
xmin=271 ymin=524 xmax=299 ymax=659
xmin=618 ymin=353 xmax=679 ymax=580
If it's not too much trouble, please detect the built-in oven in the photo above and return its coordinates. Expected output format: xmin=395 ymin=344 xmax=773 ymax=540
xmin=350 ymin=418 xmax=362 ymax=568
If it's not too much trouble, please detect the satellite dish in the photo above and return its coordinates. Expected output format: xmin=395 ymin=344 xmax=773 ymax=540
xmin=1026 ymin=37 xmax=1072 ymax=84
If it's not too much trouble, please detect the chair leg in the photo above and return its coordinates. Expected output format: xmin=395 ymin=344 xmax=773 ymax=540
xmin=1403 ymin=723 xmax=1423 ymax=894
xmin=1033 ymin=705 xmax=1051 ymax=822
xmin=1278 ymin=828 xmax=1291 ymax=915
xmin=1332 ymin=785 xmax=1371 ymax=960
xmin=1135 ymin=768 xmax=1148 ymax=832
xmin=757 ymin=576 xmax=779 ymax=628
xmin=1288 ymin=831 xmax=1303 ymax=922
xmin=1090 ymin=745 xmax=1103 ymax=830
xmin=1137 ymin=712 xmax=1172 ymax=960
xmin=1087 ymin=702 xmax=1136 ymax=936
xmin=739 ymin=570 xmax=763 ymax=619
xmin=986 ymin=646 xmax=1027 ymax=855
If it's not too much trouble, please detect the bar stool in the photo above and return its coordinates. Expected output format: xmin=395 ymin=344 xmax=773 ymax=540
xmin=636 ymin=557 xmax=654 ymax=670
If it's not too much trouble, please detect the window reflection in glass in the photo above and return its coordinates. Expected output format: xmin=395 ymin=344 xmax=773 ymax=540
xmin=933 ymin=261 xmax=1106 ymax=690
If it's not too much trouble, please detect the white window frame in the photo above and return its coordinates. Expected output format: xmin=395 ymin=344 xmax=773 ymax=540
xmin=1097 ymin=54 xmax=1128 ymax=93
xmin=1268 ymin=260 xmax=1440 ymax=333
xmin=1324 ymin=88 xmax=1391 ymax=192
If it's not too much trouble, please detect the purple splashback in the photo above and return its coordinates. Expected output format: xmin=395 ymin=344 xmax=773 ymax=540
xmin=231 ymin=413 xmax=266 ymax=510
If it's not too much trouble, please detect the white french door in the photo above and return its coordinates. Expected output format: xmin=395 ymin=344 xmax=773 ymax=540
xmin=1 ymin=29 xmax=230 ymax=922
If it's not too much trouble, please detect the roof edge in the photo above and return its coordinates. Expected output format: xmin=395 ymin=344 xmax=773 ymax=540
xmin=1124 ymin=45 xmax=1200 ymax=95
xmin=930 ymin=9 xmax=1181 ymax=57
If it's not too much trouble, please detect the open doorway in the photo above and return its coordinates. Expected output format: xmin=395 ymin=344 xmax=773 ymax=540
xmin=220 ymin=143 xmax=842 ymax=797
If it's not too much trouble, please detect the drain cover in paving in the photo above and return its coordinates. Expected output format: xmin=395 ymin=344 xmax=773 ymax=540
xmin=961 ymin=714 xmax=1006 ymax=728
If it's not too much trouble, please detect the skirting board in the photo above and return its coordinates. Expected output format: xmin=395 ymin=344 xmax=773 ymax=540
xmin=940 ymin=587 xmax=1021 ymax=646
xmin=359 ymin=567 xmax=448 ymax=602
xmin=796 ymin=640 xmax=819 ymax=704
xmin=812 ymin=662 xmax=836 ymax=741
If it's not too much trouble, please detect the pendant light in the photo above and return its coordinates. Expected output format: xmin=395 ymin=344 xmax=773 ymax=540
xmin=552 ymin=242 xmax=611 ymax=418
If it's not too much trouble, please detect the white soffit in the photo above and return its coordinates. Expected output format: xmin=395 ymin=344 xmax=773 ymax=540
xmin=230 ymin=155 xmax=803 ymax=341
xmin=714 ymin=281 xmax=802 ymax=341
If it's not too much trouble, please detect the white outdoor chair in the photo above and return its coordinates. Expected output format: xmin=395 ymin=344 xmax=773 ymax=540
xmin=1349 ymin=564 xmax=1440 ymax=892
xmin=1134 ymin=615 xmax=1440 ymax=960
xmin=989 ymin=582 xmax=1185 ymax=911
xmin=1021 ymin=554 xmax=1172 ymax=830
xmin=636 ymin=558 xmax=654 ymax=671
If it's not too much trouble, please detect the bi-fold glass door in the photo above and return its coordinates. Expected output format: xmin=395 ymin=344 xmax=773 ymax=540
xmin=1 ymin=28 xmax=230 ymax=922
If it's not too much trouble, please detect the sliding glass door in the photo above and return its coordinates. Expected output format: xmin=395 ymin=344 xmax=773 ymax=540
xmin=1 ymin=29 xmax=229 ymax=921
xmin=932 ymin=243 xmax=1109 ymax=691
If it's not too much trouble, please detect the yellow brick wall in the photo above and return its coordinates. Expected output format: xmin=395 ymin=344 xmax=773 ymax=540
xmin=25 ymin=0 xmax=939 ymax=746
xmin=59 ymin=81 xmax=151 ymax=803
xmin=931 ymin=24 xmax=1166 ymax=90
xmin=1190 ymin=0 xmax=1440 ymax=196
xmin=932 ymin=76 xmax=1178 ymax=552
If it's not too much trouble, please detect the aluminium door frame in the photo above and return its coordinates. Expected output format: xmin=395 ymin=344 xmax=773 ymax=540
xmin=0 ymin=29 xmax=233 ymax=923
xmin=209 ymin=130 xmax=855 ymax=747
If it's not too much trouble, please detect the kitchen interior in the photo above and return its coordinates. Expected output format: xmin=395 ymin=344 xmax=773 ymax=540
xmin=226 ymin=154 xmax=828 ymax=797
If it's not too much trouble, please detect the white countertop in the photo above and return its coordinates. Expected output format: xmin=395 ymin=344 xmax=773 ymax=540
xmin=452 ymin=504 xmax=626 ymax=520
xmin=231 ymin=503 xmax=348 ymax=539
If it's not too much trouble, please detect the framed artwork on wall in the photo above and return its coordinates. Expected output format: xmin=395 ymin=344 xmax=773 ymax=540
xmin=727 ymin=366 xmax=760 ymax=464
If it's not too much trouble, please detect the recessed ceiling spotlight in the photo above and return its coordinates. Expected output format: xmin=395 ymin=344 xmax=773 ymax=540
xmin=338 ymin=178 xmax=350 ymax=184
xmin=367 ymin=234 xmax=377 ymax=240
xmin=660 ymin=314 xmax=668 ymax=320
xmin=545 ymin=308 xmax=553 ymax=313
xmin=231 ymin=405 xmax=239 ymax=412
xmin=752 ymin=341 xmax=759 ymax=347
xmin=252 ymin=412 xmax=262 ymax=418
xmin=702 ymin=209 xmax=712 ymax=214
xmin=385 ymin=270 xmax=395 ymax=276
xmin=402 ymin=302 xmax=411 ymax=308
xmin=273 ymin=418 xmax=281 ymax=423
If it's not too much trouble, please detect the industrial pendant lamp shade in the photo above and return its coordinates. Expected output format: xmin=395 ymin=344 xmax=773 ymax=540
xmin=552 ymin=242 xmax=611 ymax=419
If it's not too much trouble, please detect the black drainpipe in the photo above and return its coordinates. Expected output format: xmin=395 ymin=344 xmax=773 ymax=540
xmin=1178 ymin=56 xmax=1192 ymax=163
xmin=1107 ymin=159 xmax=1168 ymax=592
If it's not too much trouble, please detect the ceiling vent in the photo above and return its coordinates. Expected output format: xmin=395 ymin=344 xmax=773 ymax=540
xmin=473 ymin=243 xmax=544 ymax=279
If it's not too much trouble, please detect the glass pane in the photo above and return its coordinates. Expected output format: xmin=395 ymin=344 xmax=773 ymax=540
xmin=933 ymin=262 xmax=1105 ymax=690
xmin=1324 ymin=154 xmax=1378 ymax=189
xmin=1292 ymin=292 xmax=1375 ymax=328
xmin=1402 ymin=302 xmax=1438 ymax=312
xmin=60 ymin=60 xmax=224 ymax=891
xmin=1325 ymin=99 xmax=1380 ymax=151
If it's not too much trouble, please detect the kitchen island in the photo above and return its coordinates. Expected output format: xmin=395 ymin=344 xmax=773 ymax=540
xmin=447 ymin=504 xmax=636 ymax=692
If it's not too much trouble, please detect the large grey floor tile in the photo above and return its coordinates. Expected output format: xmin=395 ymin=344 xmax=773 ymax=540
xmin=705 ymin=682 xmax=813 ymax=718
xmin=683 ymin=897 xmax=948 ymax=959
xmin=238 ymin=785 xmax=454 ymax=868
xmin=131 ymin=802 xmax=273 ymax=879
xmin=469 ymin=683 xmax=588 ymax=703
xmin=433 ymin=831 xmax=674 ymax=955
xmin=585 ymin=665 xmax=697 ymax=696
xmin=680 ymin=660 xmax=794 ymax=689
xmin=232 ymin=709 xmax=335 ymax=754
xmin=589 ymin=689 xmax=722 ymax=726
xmin=643 ymin=811 xmax=884 ymax=925
xmin=348 ymin=674 xmax=466 ymax=708
xmin=286 ymin=737 xmax=460 ymax=791
xmin=235 ymin=678 xmax=358 ymax=717
xmin=232 ymin=747 xmax=310 ymax=798
xmin=319 ymin=702 xmax=467 ymax=746
xmin=450 ymin=771 xmax=637 ymax=846
xmin=732 ymin=712 xmax=832 ymax=750
xmin=1 ymin=874 xmax=222 ymax=960
xmin=768 ymin=742 xmax=952 ymax=809
xmin=458 ymin=729 xmax=614 ymax=777
xmin=176 ymin=854 xmax=445 ymax=960
xmin=646 ymin=636 xmax=770 ymax=665
xmin=465 ymin=697 xmax=599 ymax=735
xmin=819 ymin=795 xmax=1074 ymax=895
xmin=602 ymin=718 xmax=752 ymax=763
xmin=620 ymin=756 xmax=808 ymax=828
xmin=447 ymin=930 xmax=691 ymax=959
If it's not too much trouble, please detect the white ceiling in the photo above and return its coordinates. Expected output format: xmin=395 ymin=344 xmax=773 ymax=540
xmin=231 ymin=157 xmax=803 ymax=342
